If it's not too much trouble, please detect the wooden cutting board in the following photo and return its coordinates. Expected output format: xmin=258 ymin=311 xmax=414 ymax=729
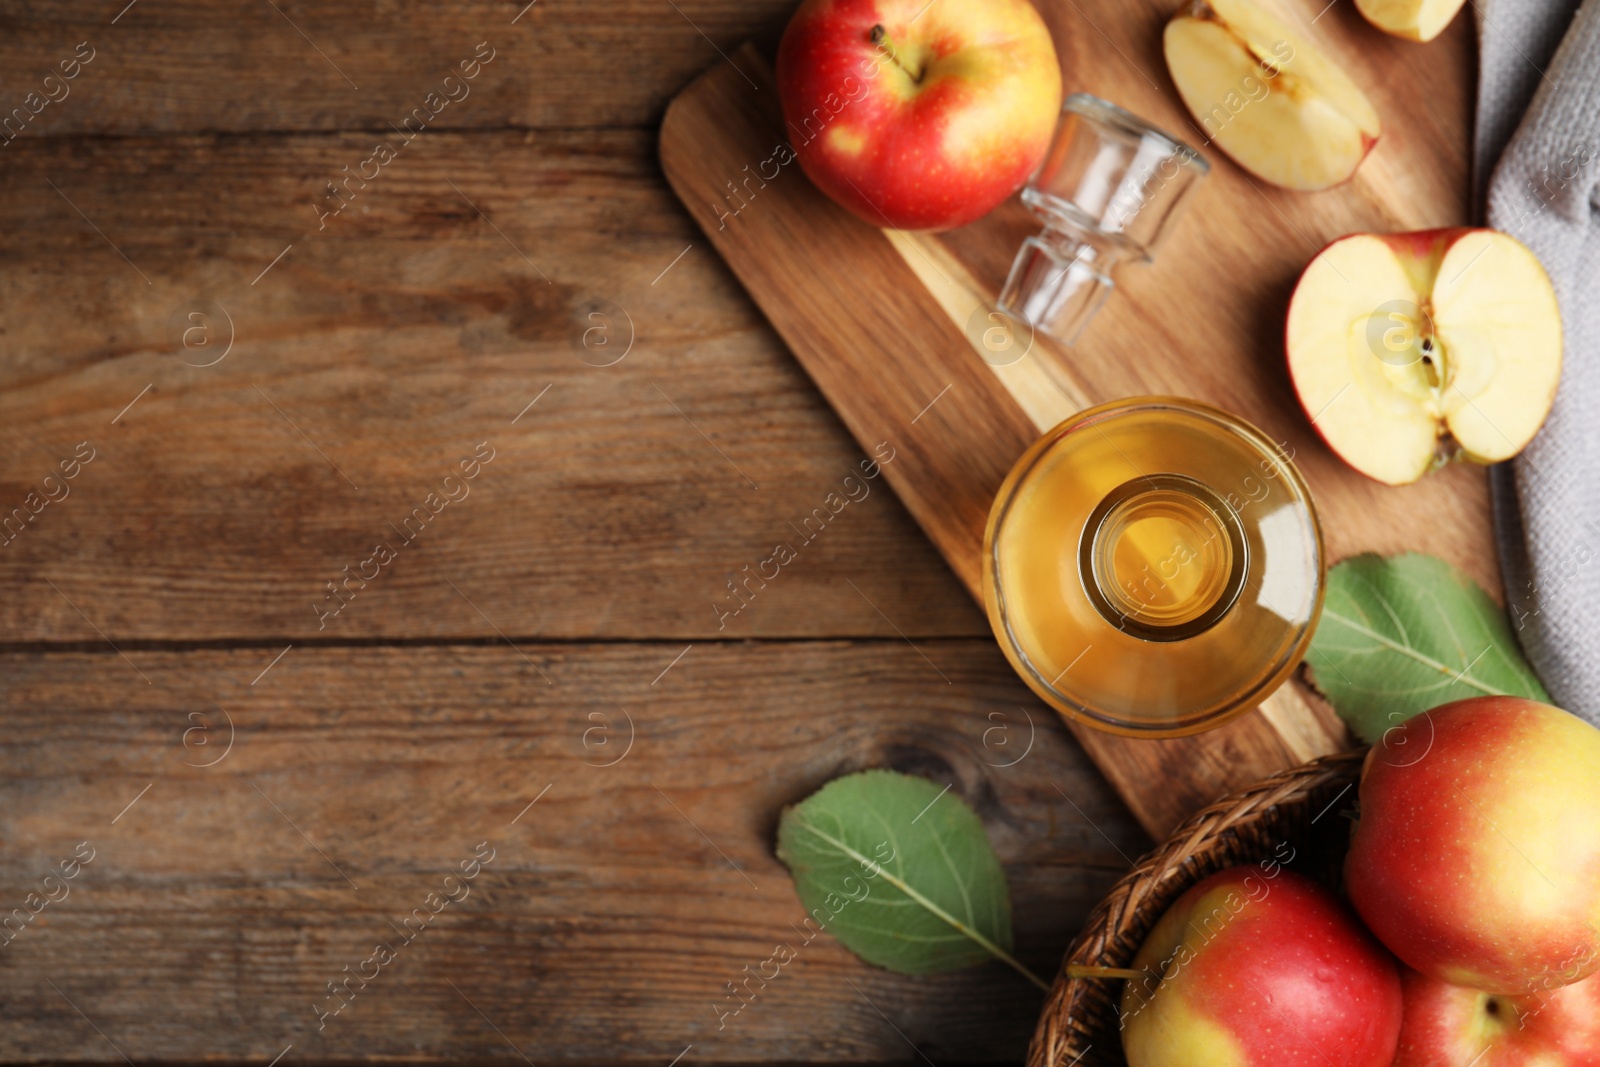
xmin=660 ymin=8 xmax=1485 ymax=837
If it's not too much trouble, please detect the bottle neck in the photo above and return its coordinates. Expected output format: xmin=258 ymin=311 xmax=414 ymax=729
xmin=1077 ymin=474 xmax=1249 ymax=643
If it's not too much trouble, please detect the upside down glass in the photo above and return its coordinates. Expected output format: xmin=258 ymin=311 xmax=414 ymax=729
xmin=982 ymin=398 xmax=1325 ymax=737
xmin=999 ymin=94 xmax=1209 ymax=344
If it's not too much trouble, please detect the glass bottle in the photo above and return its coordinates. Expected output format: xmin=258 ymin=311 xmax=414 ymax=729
xmin=983 ymin=397 xmax=1324 ymax=737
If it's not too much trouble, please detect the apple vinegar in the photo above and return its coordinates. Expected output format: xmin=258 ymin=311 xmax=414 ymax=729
xmin=982 ymin=398 xmax=1324 ymax=736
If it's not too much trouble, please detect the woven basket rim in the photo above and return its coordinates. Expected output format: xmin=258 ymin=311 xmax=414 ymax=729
xmin=1028 ymin=747 xmax=1368 ymax=1067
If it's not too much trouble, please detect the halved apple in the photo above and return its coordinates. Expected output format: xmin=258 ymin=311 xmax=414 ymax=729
xmin=1355 ymin=0 xmax=1467 ymax=42
xmin=1286 ymin=229 xmax=1563 ymax=486
xmin=1163 ymin=0 xmax=1381 ymax=190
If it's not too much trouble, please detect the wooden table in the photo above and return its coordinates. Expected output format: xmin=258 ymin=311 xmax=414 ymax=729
xmin=0 ymin=1 xmax=1471 ymax=1063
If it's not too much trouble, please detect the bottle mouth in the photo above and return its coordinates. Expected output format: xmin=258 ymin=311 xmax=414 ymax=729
xmin=1078 ymin=474 xmax=1249 ymax=642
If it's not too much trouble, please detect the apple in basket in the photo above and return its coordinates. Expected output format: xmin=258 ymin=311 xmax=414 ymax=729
xmin=1345 ymin=697 xmax=1600 ymax=995
xmin=1392 ymin=966 xmax=1600 ymax=1067
xmin=776 ymin=0 xmax=1062 ymax=230
xmin=1119 ymin=867 xmax=1402 ymax=1066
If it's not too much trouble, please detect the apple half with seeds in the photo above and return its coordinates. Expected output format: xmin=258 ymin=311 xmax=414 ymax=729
xmin=1163 ymin=0 xmax=1382 ymax=190
xmin=1286 ymin=228 xmax=1562 ymax=486
xmin=1355 ymin=0 xmax=1468 ymax=42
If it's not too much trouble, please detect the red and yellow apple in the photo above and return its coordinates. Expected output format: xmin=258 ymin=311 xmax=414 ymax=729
xmin=1346 ymin=697 xmax=1600 ymax=995
xmin=1393 ymin=967 xmax=1600 ymax=1067
xmin=1286 ymin=228 xmax=1562 ymax=485
xmin=776 ymin=0 xmax=1062 ymax=231
xmin=1120 ymin=867 xmax=1402 ymax=1066
xmin=1164 ymin=0 xmax=1381 ymax=190
xmin=1355 ymin=0 xmax=1468 ymax=43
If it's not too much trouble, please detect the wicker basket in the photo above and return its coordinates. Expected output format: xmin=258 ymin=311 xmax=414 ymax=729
xmin=1027 ymin=747 xmax=1369 ymax=1067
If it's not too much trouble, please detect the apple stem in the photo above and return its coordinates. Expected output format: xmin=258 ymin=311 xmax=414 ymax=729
xmin=1065 ymin=965 xmax=1150 ymax=981
xmin=870 ymin=24 xmax=923 ymax=83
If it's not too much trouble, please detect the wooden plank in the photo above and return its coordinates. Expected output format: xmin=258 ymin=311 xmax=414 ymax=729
xmin=659 ymin=46 xmax=1330 ymax=838
xmin=0 ymin=0 xmax=796 ymax=136
xmin=0 ymin=128 xmax=985 ymax=641
xmin=0 ymin=0 xmax=1469 ymax=146
xmin=660 ymin=33 xmax=1484 ymax=836
xmin=0 ymin=641 xmax=1144 ymax=1064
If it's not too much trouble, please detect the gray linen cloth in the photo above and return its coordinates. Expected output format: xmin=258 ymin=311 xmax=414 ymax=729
xmin=1478 ymin=0 xmax=1600 ymax=722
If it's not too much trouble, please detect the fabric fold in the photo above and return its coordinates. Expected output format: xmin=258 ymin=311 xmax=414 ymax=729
xmin=1478 ymin=0 xmax=1600 ymax=721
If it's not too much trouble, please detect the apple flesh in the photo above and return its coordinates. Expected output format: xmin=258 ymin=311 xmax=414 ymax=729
xmin=776 ymin=0 xmax=1062 ymax=231
xmin=1346 ymin=697 xmax=1600 ymax=995
xmin=1120 ymin=867 xmax=1402 ymax=1066
xmin=1163 ymin=0 xmax=1381 ymax=190
xmin=1286 ymin=228 xmax=1562 ymax=485
xmin=1355 ymin=0 xmax=1468 ymax=43
xmin=1393 ymin=967 xmax=1600 ymax=1067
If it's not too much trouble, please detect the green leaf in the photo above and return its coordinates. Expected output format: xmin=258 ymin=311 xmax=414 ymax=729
xmin=1305 ymin=552 xmax=1548 ymax=744
xmin=775 ymin=769 xmax=1045 ymax=989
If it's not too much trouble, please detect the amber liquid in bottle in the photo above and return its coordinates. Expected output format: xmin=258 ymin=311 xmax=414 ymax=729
xmin=983 ymin=399 xmax=1324 ymax=737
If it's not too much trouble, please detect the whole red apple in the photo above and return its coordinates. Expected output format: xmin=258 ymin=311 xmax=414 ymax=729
xmin=1346 ymin=696 xmax=1600 ymax=994
xmin=1393 ymin=966 xmax=1600 ymax=1066
xmin=1119 ymin=867 xmax=1402 ymax=1066
xmin=776 ymin=0 xmax=1061 ymax=231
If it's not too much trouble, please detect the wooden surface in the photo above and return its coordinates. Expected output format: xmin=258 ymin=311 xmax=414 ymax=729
xmin=0 ymin=128 xmax=988 ymax=641
xmin=0 ymin=644 xmax=1138 ymax=1063
xmin=660 ymin=30 xmax=1488 ymax=836
xmin=0 ymin=0 xmax=1473 ymax=1062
